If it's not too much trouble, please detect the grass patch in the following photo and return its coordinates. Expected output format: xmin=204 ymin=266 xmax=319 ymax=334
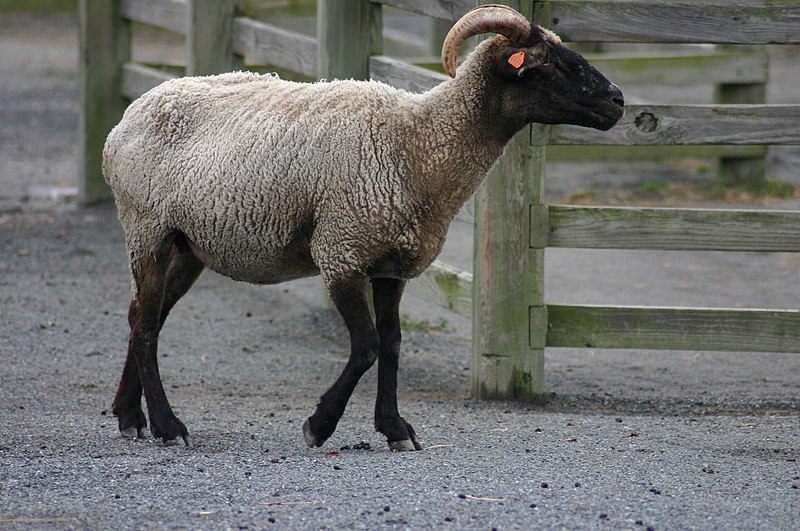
xmin=400 ymin=315 xmax=452 ymax=333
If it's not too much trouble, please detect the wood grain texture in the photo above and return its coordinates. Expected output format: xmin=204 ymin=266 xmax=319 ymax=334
xmin=546 ymin=305 xmax=800 ymax=353
xmin=79 ymin=0 xmax=129 ymax=205
xmin=546 ymin=206 xmax=800 ymax=252
xmin=120 ymin=0 xmax=187 ymax=34
xmin=233 ymin=17 xmax=318 ymax=78
xmin=372 ymin=0 xmax=472 ymax=21
xmin=317 ymin=0 xmax=381 ymax=80
xmin=543 ymin=1 xmax=800 ymax=44
xmin=369 ymin=55 xmax=447 ymax=93
xmin=549 ymin=104 xmax=800 ymax=146
xmin=188 ymin=0 xmax=243 ymax=75
xmin=473 ymin=129 xmax=547 ymax=401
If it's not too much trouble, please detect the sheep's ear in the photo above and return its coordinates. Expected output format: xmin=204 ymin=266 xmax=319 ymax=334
xmin=502 ymin=47 xmax=547 ymax=78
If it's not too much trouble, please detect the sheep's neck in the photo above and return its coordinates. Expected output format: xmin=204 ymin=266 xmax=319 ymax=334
xmin=410 ymin=74 xmax=510 ymax=221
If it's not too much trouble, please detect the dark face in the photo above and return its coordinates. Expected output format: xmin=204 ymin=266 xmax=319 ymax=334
xmin=495 ymin=27 xmax=624 ymax=133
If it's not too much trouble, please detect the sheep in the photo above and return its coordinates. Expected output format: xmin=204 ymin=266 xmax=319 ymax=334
xmin=103 ymin=4 xmax=624 ymax=451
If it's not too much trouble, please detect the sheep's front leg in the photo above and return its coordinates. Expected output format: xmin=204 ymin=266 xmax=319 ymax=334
xmin=303 ymin=276 xmax=379 ymax=448
xmin=372 ymin=278 xmax=422 ymax=451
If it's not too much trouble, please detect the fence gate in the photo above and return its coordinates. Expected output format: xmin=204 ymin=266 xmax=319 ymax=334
xmin=79 ymin=0 xmax=800 ymax=403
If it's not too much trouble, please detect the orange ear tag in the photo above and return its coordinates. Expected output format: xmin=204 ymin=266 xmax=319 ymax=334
xmin=508 ymin=51 xmax=525 ymax=69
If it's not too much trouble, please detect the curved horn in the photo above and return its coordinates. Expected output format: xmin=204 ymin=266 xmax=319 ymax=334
xmin=441 ymin=4 xmax=532 ymax=78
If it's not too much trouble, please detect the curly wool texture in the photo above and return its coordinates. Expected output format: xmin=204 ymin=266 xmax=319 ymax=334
xmin=103 ymin=38 xmax=509 ymax=287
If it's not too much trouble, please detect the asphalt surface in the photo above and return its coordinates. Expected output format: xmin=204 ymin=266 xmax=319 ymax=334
xmin=1 ymin=12 xmax=798 ymax=530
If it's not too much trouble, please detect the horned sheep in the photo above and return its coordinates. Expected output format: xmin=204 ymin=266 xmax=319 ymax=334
xmin=103 ymin=4 xmax=624 ymax=450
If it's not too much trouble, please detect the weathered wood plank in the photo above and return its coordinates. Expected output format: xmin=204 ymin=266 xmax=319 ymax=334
xmin=120 ymin=0 xmax=187 ymax=34
xmin=546 ymin=206 xmax=800 ymax=252
xmin=406 ymin=261 xmax=473 ymax=317
xmin=187 ymin=0 xmax=243 ymax=75
xmin=550 ymin=104 xmax=800 ymax=146
xmin=546 ymin=305 xmax=800 ymax=353
xmin=472 ymin=89 xmax=548 ymax=405
xmin=586 ymin=51 xmax=767 ymax=87
xmin=369 ymin=55 xmax=447 ymax=92
xmin=121 ymin=62 xmax=176 ymax=100
xmin=232 ymin=17 xmax=318 ymax=78
xmin=543 ymin=1 xmax=800 ymax=45
xmin=79 ymin=0 xmax=129 ymax=205
xmin=372 ymin=0 xmax=471 ymax=21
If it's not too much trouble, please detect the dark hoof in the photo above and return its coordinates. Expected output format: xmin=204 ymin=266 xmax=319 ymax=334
xmin=116 ymin=406 xmax=147 ymax=439
xmin=120 ymin=426 xmax=147 ymax=439
xmin=164 ymin=436 xmax=191 ymax=447
xmin=389 ymin=439 xmax=422 ymax=452
xmin=377 ymin=416 xmax=422 ymax=451
xmin=303 ymin=419 xmax=323 ymax=448
xmin=150 ymin=411 xmax=189 ymax=446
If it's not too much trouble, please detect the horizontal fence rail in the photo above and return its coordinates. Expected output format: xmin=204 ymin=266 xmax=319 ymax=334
xmin=372 ymin=0 xmax=471 ymax=21
xmin=120 ymin=0 xmax=187 ymax=34
xmin=551 ymin=104 xmax=800 ymax=146
xmin=232 ymin=17 xmax=317 ymax=77
xmin=541 ymin=1 xmax=800 ymax=44
xmin=369 ymin=55 xmax=446 ymax=91
xmin=375 ymin=0 xmax=800 ymax=43
xmin=546 ymin=305 xmax=800 ymax=353
xmin=546 ymin=206 xmax=800 ymax=252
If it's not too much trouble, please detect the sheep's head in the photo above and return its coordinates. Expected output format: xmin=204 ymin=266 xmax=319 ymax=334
xmin=442 ymin=4 xmax=624 ymax=134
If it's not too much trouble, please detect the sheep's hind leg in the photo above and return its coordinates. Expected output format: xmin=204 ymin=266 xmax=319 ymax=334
xmin=303 ymin=276 xmax=379 ymax=448
xmin=111 ymin=298 xmax=148 ymax=439
xmin=372 ymin=278 xmax=422 ymax=451
xmin=114 ymin=238 xmax=198 ymax=446
xmin=112 ymin=245 xmax=204 ymax=440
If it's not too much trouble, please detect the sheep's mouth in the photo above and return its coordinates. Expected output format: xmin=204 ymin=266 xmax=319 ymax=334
xmin=583 ymin=100 xmax=624 ymax=131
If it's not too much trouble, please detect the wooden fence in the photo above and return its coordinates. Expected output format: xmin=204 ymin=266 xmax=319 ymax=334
xmin=80 ymin=0 xmax=800 ymax=402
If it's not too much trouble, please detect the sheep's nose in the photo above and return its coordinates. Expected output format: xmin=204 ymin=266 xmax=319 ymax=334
xmin=610 ymin=84 xmax=624 ymax=107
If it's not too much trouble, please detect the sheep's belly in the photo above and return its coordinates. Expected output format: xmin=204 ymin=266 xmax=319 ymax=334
xmin=187 ymin=238 xmax=319 ymax=285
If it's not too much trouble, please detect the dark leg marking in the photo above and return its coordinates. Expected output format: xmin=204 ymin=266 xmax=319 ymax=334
xmin=372 ymin=278 xmax=421 ymax=451
xmin=303 ymin=276 xmax=379 ymax=448
xmin=112 ymin=234 xmax=203 ymax=445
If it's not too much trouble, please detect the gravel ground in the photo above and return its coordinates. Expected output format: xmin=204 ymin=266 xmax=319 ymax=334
xmin=1 ymin=12 xmax=798 ymax=530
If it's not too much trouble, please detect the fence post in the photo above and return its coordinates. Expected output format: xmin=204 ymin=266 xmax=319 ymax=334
xmin=472 ymin=0 xmax=547 ymax=402
xmin=78 ymin=0 xmax=129 ymax=205
xmin=187 ymin=0 xmax=244 ymax=75
xmin=715 ymin=74 xmax=768 ymax=187
xmin=317 ymin=0 xmax=382 ymax=80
